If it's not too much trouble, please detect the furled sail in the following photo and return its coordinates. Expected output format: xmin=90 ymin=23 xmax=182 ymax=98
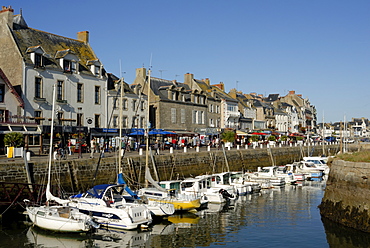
xmin=145 ymin=167 xmax=166 ymax=192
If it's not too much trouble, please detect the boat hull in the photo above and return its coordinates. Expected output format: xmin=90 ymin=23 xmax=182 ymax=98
xmin=147 ymin=197 xmax=201 ymax=211
xmin=26 ymin=206 xmax=93 ymax=232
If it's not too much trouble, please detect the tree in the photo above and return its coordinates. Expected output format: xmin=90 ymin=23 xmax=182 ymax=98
xmin=268 ymin=135 xmax=276 ymax=141
xmin=4 ymin=132 xmax=24 ymax=147
xmin=221 ymin=131 xmax=235 ymax=143
xmin=250 ymin=135 xmax=259 ymax=142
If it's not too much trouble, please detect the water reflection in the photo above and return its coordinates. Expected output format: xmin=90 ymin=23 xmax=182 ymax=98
xmin=2 ymin=180 xmax=369 ymax=247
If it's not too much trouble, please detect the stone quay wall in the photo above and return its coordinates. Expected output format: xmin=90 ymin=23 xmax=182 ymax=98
xmin=0 ymin=145 xmax=339 ymax=194
xmin=319 ymin=159 xmax=370 ymax=233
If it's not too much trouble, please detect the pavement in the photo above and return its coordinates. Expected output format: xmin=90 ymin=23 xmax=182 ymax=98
xmin=0 ymin=146 xmax=224 ymax=164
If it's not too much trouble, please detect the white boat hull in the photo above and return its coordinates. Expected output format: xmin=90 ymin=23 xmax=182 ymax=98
xmin=26 ymin=206 xmax=94 ymax=232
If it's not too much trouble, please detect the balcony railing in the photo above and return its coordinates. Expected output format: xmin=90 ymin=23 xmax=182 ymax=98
xmin=0 ymin=115 xmax=37 ymax=124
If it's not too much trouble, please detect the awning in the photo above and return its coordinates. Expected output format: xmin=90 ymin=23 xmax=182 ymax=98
xmin=149 ymin=129 xmax=176 ymax=135
xmin=172 ymin=130 xmax=198 ymax=136
xmin=236 ymin=130 xmax=248 ymax=135
xmin=250 ymin=132 xmax=268 ymax=135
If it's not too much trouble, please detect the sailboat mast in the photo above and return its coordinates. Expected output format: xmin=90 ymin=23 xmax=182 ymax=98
xmin=118 ymin=78 xmax=124 ymax=174
xmin=322 ymin=112 xmax=325 ymax=156
xmin=145 ymin=68 xmax=151 ymax=188
xmin=46 ymin=84 xmax=56 ymax=200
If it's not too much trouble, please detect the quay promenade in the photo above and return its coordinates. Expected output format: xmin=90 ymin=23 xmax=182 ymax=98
xmin=0 ymin=142 xmax=340 ymax=166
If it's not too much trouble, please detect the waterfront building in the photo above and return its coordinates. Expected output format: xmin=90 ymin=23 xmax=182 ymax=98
xmin=0 ymin=7 xmax=107 ymax=154
xmin=279 ymin=90 xmax=317 ymax=132
xmin=132 ymin=68 xmax=208 ymax=133
xmin=183 ymin=74 xmax=222 ymax=136
xmin=228 ymin=89 xmax=255 ymax=131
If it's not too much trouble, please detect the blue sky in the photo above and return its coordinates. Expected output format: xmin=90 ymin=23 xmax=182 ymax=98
xmin=9 ymin=0 xmax=370 ymax=123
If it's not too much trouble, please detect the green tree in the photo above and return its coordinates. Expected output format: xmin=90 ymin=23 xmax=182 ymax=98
xmin=250 ymin=135 xmax=259 ymax=142
xmin=280 ymin=135 xmax=288 ymax=141
xmin=4 ymin=132 xmax=24 ymax=147
xmin=268 ymin=135 xmax=276 ymax=141
xmin=221 ymin=131 xmax=235 ymax=143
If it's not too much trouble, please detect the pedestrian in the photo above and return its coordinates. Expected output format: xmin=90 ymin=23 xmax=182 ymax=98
xmin=90 ymin=138 xmax=96 ymax=158
xmin=154 ymin=141 xmax=159 ymax=155
xmin=67 ymin=139 xmax=72 ymax=155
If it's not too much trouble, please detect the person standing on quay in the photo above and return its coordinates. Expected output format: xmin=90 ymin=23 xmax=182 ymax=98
xmin=67 ymin=139 xmax=72 ymax=155
xmin=90 ymin=138 xmax=96 ymax=158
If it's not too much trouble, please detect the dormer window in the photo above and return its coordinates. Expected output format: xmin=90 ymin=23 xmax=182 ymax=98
xmin=56 ymin=49 xmax=79 ymax=74
xmin=63 ymin=60 xmax=77 ymax=73
xmin=27 ymin=46 xmax=45 ymax=68
xmin=34 ymin=53 xmax=44 ymax=68
xmin=87 ymin=60 xmax=102 ymax=77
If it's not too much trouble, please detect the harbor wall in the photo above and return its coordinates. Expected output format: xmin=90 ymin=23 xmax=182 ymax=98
xmin=0 ymin=145 xmax=338 ymax=193
xmin=319 ymin=159 xmax=370 ymax=233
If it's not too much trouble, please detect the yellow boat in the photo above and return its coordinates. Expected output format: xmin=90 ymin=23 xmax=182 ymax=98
xmin=139 ymin=188 xmax=201 ymax=211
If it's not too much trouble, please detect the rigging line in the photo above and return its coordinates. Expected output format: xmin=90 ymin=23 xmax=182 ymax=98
xmin=91 ymin=78 xmax=123 ymax=187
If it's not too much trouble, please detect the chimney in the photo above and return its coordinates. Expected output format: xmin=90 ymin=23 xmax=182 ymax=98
xmin=0 ymin=6 xmax=14 ymax=29
xmin=229 ymin=88 xmax=237 ymax=98
xmin=297 ymin=94 xmax=302 ymax=97
xmin=289 ymin=90 xmax=295 ymax=95
xmin=212 ymin=82 xmax=224 ymax=91
xmin=258 ymin=94 xmax=263 ymax=98
xmin=204 ymin=78 xmax=210 ymax=85
xmin=136 ymin=67 xmax=146 ymax=79
xmin=77 ymin=31 xmax=89 ymax=43
xmin=184 ymin=73 xmax=194 ymax=87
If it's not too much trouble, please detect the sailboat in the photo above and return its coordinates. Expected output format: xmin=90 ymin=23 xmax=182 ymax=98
xmin=136 ymin=69 xmax=201 ymax=211
xmin=67 ymin=78 xmax=154 ymax=230
xmin=24 ymin=85 xmax=99 ymax=232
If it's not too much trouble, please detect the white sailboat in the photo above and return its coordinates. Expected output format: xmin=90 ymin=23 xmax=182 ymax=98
xmin=68 ymin=78 xmax=153 ymax=230
xmin=24 ymin=85 xmax=98 ymax=233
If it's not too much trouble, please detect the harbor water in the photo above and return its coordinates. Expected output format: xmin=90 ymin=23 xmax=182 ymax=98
xmin=1 ymin=180 xmax=370 ymax=248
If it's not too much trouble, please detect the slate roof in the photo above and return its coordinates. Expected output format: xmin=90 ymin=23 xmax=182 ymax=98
xmin=11 ymin=22 xmax=98 ymax=76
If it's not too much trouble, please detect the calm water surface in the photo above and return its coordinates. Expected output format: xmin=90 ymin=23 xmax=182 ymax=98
xmin=1 ymin=180 xmax=369 ymax=248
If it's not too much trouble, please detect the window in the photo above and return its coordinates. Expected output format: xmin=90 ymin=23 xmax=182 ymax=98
xmin=181 ymin=109 xmax=185 ymax=124
xmin=35 ymin=78 xmax=42 ymax=99
xmin=171 ymin=108 xmax=176 ymax=124
xmin=95 ymin=86 xmax=100 ymax=104
xmin=132 ymin=100 xmax=137 ymax=111
xmin=227 ymin=105 xmax=236 ymax=112
xmin=122 ymin=116 xmax=128 ymax=128
xmin=34 ymin=110 xmax=42 ymax=124
xmin=194 ymin=95 xmax=198 ymax=104
xmin=199 ymin=96 xmax=204 ymax=104
xmin=140 ymin=117 xmax=145 ymax=128
xmin=123 ymin=99 xmax=128 ymax=110
xmin=132 ymin=116 xmax=138 ymax=127
xmin=172 ymin=92 xmax=177 ymax=101
xmin=0 ymin=84 xmax=4 ymax=102
xmin=0 ymin=109 xmax=8 ymax=122
xmin=57 ymin=111 xmax=63 ymax=125
xmin=34 ymin=53 xmax=43 ymax=68
xmin=200 ymin=111 xmax=204 ymax=124
xmin=94 ymin=114 xmax=100 ymax=128
xmin=57 ymin=80 xmax=63 ymax=101
xmin=112 ymin=115 xmax=118 ymax=128
xmin=94 ymin=65 xmax=100 ymax=76
xmin=209 ymin=118 xmax=214 ymax=127
xmin=63 ymin=60 xmax=77 ymax=73
xmin=77 ymin=83 xmax=83 ymax=103
xmin=77 ymin=112 xmax=83 ymax=126
xmin=141 ymin=101 xmax=145 ymax=111
xmin=192 ymin=110 xmax=198 ymax=124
